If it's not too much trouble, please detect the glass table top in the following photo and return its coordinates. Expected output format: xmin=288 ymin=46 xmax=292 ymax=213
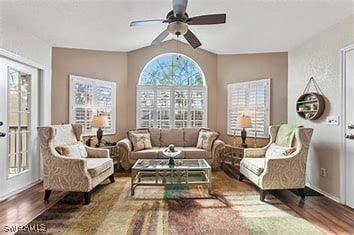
xmin=132 ymin=159 xmax=210 ymax=170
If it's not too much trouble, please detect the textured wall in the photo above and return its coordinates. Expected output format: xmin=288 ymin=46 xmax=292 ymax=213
xmin=51 ymin=47 xmax=128 ymax=141
xmin=217 ymin=53 xmax=288 ymax=146
xmin=288 ymin=16 xmax=354 ymax=200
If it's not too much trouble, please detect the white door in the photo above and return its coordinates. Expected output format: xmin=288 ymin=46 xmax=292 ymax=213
xmin=344 ymin=47 xmax=354 ymax=208
xmin=0 ymin=57 xmax=40 ymax=200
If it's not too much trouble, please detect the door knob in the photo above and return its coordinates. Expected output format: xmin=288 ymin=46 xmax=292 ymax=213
xmin=0 ymin=121 xmax=3 ymax=126
xmin=0 ymin=132 xmax=6 ymax=137
xmin=345 ymin=134 xmax=354 ymax=139
xmin=348 ymin=124 xmax=354 ymax=130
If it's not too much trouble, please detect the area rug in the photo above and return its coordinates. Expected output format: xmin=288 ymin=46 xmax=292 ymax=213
xmin=23 ymin=171 xmax=322 ymax=235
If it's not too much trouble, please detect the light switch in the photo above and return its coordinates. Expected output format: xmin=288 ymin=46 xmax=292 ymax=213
xmin=327 ymin=116 xmax=340 ymax=126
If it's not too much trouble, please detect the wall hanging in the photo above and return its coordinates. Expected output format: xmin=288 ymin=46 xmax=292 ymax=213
xmin=296 ymin=77 xmax=325 ymax=120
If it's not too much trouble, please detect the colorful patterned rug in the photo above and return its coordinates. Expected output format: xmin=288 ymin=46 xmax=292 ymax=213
xmin=24 ymin=171 xmax=322 ymax=234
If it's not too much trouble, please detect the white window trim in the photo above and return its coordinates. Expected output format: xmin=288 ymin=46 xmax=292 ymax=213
xmin=69 ymin=75 xmax=116 ymax=136
xmin=227 ymin=78 xmax=271 ymax=138
xmin=136 ymin=85 xmax=207 ymax=128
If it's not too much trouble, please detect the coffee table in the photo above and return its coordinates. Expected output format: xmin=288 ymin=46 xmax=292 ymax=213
xmin=131 ymin=159 xmax=212 ymax=196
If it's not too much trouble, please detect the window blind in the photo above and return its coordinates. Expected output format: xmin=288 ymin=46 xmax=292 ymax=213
xmin=227 ymin=79 xmax=270 ymax=137
xmin=69 ymin=75 xmax=116 ymax=136
xmin=137 ymin=86 xmax=207 ymax=128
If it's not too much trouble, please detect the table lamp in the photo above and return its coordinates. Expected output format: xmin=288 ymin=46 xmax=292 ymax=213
xmin=92 ymin=114 xmax=109 ymax=147
xmin=237 ymin=115 xmax=252 ymax=148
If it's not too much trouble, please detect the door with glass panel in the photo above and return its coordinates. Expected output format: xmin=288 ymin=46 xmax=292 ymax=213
xmin=0 ymin=57 xmax=39 ymax=200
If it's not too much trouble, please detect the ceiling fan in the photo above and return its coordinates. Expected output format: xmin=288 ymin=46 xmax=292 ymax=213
xmin=130 ymin=0 xmax=226 ymax=49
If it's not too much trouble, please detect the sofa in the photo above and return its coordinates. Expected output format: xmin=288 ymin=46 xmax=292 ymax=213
xmin=37 ymin=124 xmax=115 ymax=204
xmin=118 ymin=128 xmax=225 ymax=170
xmin=239 ymin=125 xmax=313 ymax=201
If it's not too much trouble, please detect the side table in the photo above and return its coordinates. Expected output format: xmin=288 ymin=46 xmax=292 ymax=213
xmin=95 ymin=145 xmax=120 ymax=171
xmin=221 ymin=144 xmax=248 ymax=179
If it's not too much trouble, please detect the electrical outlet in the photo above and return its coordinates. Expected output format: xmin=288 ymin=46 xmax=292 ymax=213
xmin=320 ymin=168 xmax=327 ymax=177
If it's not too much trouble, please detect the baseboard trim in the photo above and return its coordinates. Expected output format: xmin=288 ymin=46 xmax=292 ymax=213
xmin=306 ymin=183 xmax=341 ymax=203
xmin=0 ymin=180 xmax=43 ymax=202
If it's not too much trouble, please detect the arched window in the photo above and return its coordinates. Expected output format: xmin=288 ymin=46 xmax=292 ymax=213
xmin=137 ymin=53 xmax=207 ymax=128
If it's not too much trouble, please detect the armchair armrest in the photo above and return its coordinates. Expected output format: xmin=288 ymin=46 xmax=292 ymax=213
xmin=85 ymin=146 xmax=110 ymax=158
xmin=260 ymin=153 xmax=305 ymax=190
xmin=211 ymin=139 xmax=225 ymax=169
xmin=117 ymin=138 xmax=133 ymax=170
xmin=43 ymin=149 xmax=92 ymax=192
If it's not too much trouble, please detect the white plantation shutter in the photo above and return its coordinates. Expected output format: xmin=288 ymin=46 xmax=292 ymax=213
xmin=70 ymin=75 xmax=116 ymax=136
xmin=137 ymin=86 xmax=207 ymax=128
xmin=227 ymin=79 xmax=270 ymax=137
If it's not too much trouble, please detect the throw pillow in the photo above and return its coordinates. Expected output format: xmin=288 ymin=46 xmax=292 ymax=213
xmin=275 ymin=124 xmax=300 ymax=147
xmin=55 ymin=142 xmax=88 ymax=158
xmin=127 ymin=128 xmax=150 ymax=150
xmin=265 ymin=143 xmax=296 ymax=158
xmin=196 ymin=129 xmax=219 ymax=151
xmin=130 ymin=132 xmax=152 ymax=151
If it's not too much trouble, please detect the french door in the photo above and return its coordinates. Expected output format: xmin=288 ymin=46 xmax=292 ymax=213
xmin=0 ymin=57 xmax=40 ymax=200
xmin=343 ymin=46 xmax=354 ymax=208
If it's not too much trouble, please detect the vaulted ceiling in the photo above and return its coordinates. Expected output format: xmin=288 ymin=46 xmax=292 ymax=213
xmin=1 ymin=0 xmax=353 ymax=54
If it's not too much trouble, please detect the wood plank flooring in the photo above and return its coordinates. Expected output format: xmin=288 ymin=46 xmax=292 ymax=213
xmin=0 ymin=169 xmax=353 ymax=235
xmin=0 ymin=183 xmax=67 ymax=235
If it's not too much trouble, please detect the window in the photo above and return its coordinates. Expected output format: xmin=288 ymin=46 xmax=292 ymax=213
xmin=227 ymin=79 xmax=270 ymax=138
xmin=137 ymin=53 xmax=207 ymax=128
xmin=69 ymin=75 xmax=116 ymax=135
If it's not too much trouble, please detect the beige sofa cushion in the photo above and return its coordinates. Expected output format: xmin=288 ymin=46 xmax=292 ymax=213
xmin=160 ymin=128 xmax=184 ymax=147
xmin=183 ymin=147 xmax=211 ymax=159
xmin=86 ymin=158 xmax=113 ymax=177
xmin=149 ymin=128 xmax=161 ymax=147
xmin=131 ymin=147 xmax=160 ymax=159
xmin=183 ymin=128 xmax=200 ymax=147
xmin=55 ymin=142 xmax=87 ymax=158
xmin=240 ymin=158 xmax=265 ymax=176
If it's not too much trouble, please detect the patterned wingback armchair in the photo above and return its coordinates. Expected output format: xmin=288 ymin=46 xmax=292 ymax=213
xmin=239 ymin=125 xmax=313 ymax=201
xmin=37 ymin=124 xmax=115 ymax=204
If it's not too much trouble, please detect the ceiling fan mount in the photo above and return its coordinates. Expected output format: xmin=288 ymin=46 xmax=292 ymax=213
xmin=130 ymin=0 xmax=226 ymax=49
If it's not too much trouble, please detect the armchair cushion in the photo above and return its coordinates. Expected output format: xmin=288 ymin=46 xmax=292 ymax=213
xmin=87 ymin=158 xmax=113 ymax=178
xmin=265 ymin=143 xmax=296 ymax=158
xmin=241 ymin=158 xmax=265 ymax=176
xmin=55 ymin=142 xmax=87 ymax=158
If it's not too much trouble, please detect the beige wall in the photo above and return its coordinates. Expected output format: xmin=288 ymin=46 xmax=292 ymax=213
xmin=288 ymin=16 xmax=354 ymax=200
xmin=51 ymin=47 xmax=128 ymax=140
xmin=127 ymin=40 xmax=218 ymax=131
xmin=217 ymin=53 xmax=288 ymax=145
xmin=51 ymin=43 xmax=288 ymax=146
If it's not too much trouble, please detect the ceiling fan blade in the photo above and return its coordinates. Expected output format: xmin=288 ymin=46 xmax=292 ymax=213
xmin=151 ymin=29 xmax=170 ymax=45
xmin=187 ymin=14 xmax=226 ymax=25
xmin=130 ymin=19 xmax=165 ymax=27
xmin=173 ymin=0 xmax=188 ymax=16
xmin=184 ymin=29 xmax=201 ymax=48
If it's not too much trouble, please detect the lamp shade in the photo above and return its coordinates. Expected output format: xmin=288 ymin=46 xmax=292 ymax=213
xmin=92 ymin=115 xmax=109 ymax=128
xmin=237 ymin=115 xmax=252 ymax=128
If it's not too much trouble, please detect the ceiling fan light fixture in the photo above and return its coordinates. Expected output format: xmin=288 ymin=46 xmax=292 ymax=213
xmin=167 ymin=21 xmax=188 ymax=36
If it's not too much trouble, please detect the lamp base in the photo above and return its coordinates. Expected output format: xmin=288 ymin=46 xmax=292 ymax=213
xmin=95 ymin=128 xmax=103 ymax=147
xmin=241 ymin=128 xmax=248 ymax=148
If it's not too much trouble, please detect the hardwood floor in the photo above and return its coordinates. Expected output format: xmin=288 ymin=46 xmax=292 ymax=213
xmin=0 ymin=170 xmax=353 ymax=235
xmin=222 ymin=164 xmax=354 ymax=234
xmin=0 ymin=183 xmax=67 ymax=235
